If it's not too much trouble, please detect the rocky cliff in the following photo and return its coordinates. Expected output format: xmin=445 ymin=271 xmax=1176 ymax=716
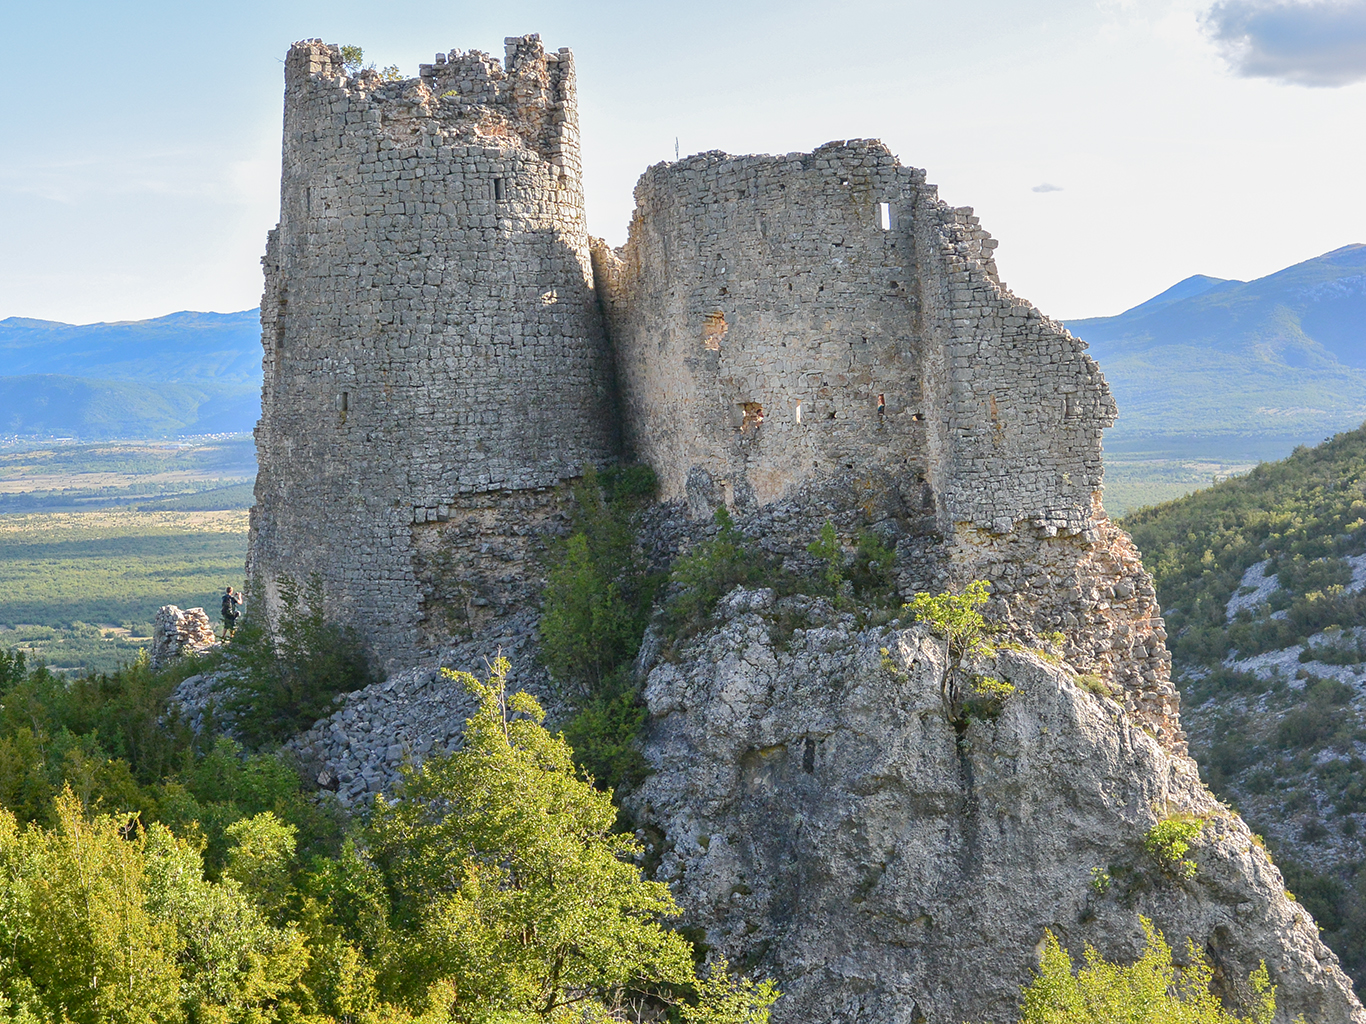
xmin=627 ymin=587 xmax=1364 ymax=1023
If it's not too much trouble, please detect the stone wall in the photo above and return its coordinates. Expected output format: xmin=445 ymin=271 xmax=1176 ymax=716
xmin=248 ymin=35 xmax=617 ymax=671
xmin=248 ymin=38 xmax=1181 ymax=743
xmin=913 ymin=200 xmax=1115 ymax=535
xmin=592 ymin=139 xmax=1177 ymax=743
xmin=592 ymin=142 xmax=929 ymax=510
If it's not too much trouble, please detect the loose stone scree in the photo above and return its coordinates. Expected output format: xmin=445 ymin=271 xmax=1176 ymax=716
xmin=248 ymin=34 xmax=1182 ymax=751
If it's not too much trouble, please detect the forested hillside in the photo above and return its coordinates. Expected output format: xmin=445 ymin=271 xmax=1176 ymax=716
xmin=1123 ymin=424 xmax=1366 ymax=991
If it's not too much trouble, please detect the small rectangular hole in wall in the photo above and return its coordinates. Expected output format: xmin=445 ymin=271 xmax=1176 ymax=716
xmin=702 ymin=311 xmax=727 ymax=350
xmin=494 ymin=177 xmax=507 ymax=201
xmin=795 ymin=401 xmax=802 ymax=424
xmin=879 ymin=202 xmax=892 ymax=230
xmin=877 ymin=394 xmax=886 ymax=414
xmin=335 ymin=392 xmax=349 ymax=412
xmin=739 ymin=402 xmax=764 ymax=432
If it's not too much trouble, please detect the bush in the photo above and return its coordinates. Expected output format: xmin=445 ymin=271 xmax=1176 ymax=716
xmin=666 ymin=505 xmax=763 ymax=633
xmin=539 ymin=466 xmax=662 ymax=793
xmin=1143 ymin=816 xmax=1204 ymax=879
xmin=1017 ymin=916 xmax=1280 ymax=1023
xmin=220 ymin=574 xmax=372 ymax=747
xmin=849 ymin=530 xmax=899 ymax=603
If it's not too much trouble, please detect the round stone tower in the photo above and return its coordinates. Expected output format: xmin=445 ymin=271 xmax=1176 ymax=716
xmin=248 ymin=35 xmax=618 ymax=671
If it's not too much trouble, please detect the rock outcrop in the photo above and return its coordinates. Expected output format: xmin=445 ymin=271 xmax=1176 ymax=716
xmin=628 ymin=588 xmax=1364 ymax=1023
xmin=286 ymin=608 xmax=553 ymax=808
xmin=150 ymin=605 xmax=218 ymax=668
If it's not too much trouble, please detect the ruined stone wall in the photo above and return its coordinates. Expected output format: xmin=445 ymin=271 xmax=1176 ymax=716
xmin=592 ymin=142 xmax=929 ymax=510
xmin=248 ymin=36 xmax=616 ymax=671
xmin=912 ymin=200 xmax=1114 ymax=535
xmin=905 ymin=189 xmax=1178 ymax=745
xmin=594 ymin=140 xmax=1179 ymax=744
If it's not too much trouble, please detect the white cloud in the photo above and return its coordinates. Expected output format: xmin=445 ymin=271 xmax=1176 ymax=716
xmin=1032 ymin=183 xmax=1065 ymax=193
xmin=1203 ymin=0 xmax=1366 ymax=86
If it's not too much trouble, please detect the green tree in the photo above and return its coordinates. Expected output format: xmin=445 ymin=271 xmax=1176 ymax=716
xmin=367 ymin=658 xmax=778 ymax=1024
xmin=0 ymin=790 xmax=183 ymax=1024
xmin=540 ymin=466 xmax=659 ymax=695
xmin=1018 ymin=916 xmax=1287 ymax=1024
xmin=223 ymin=573 xmax=373 ymax=746
xmin=904 ymin=580 xmax=1006 ymax=723
xmin=539 ymin=466 xmax=660 ymax=791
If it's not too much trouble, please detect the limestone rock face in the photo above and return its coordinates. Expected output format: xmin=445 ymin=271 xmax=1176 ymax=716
xmin=150 ymin=605 xmax=217 ymax=669
xmin=629 ymin=591 xmax=1364 ymax=1024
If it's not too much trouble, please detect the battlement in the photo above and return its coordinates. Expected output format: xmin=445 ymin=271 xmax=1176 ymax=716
xmin=283 ymin=35 xmax=579 ymax=176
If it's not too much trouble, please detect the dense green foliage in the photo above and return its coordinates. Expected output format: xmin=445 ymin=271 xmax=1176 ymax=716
xmin=1121 ymin=424 xmax=1366 ymax=995
xmin=1123 ymin=426 xmax=1366 ymax=667
xmin=0 ymin=651 xmax=779 ymax=1024
xmin=221 ymin=574 xmax=373 ymax=746
xmin=0 ymin=646 xmax=341 ymax=874
xmin=539 ymin=467 xmax=662 ymax=792
xmin=1017 ymin=917 xmax=1282 ymax=1023
xmin=540 ymin=467 xmax=660 ymax=695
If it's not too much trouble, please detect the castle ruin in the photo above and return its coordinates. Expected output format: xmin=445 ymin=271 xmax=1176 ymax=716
xmin=249 ymin=35 xmax=1182 ymax=748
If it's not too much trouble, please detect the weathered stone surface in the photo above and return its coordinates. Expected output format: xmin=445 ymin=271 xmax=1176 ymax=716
xmin=246 ymin=38 xmax=1173 ymax=744
xmin=284 ymin=607 xmax=554 ymax=808
xmin=150 ymin=605 xmax=217 ymax=669
xmin=628 ymin=591 xmax=1363 ymax=1024
xmin=248 ymin=35 xmax=615 ymax=673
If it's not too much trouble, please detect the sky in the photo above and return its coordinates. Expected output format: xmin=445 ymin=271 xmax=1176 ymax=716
xmin=0 ymin=0 xmax=1363 ymax=325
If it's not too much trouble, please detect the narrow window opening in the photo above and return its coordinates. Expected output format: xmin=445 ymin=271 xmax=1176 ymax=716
xmin=493 ymin=177 xmax=507 ymax=201
xmin=803 ymin=737 xmax=816 ymax=773
xmin=828 ymin=410 xmax=837 ymax=421
xmin=877 ymin=394 xmax=886 ymax=414
xmin=1064 ymin=396 xmax=1076 ymax=419
xmin=879 ymin=202 xmax=892 ymax=230
xmin=336 ymin=391 xmax=349 ymax=412
xmin=912 ymin=412 xmax=925 ymax=422
xmin=795 ymin=402 xmax=802 ymax=424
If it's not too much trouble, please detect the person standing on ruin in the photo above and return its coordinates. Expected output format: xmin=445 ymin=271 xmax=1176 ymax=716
xmin=221 ymin=586 xmax=243 ymax=638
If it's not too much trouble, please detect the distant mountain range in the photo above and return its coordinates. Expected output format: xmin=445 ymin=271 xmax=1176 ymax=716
xmin=3 ymin=246 xmax=1363 ymax=447
xmin=0 ymin=310 xmax=261 ymax=437
xmin=1067 ymin=243 xmax=1366 ymax=461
